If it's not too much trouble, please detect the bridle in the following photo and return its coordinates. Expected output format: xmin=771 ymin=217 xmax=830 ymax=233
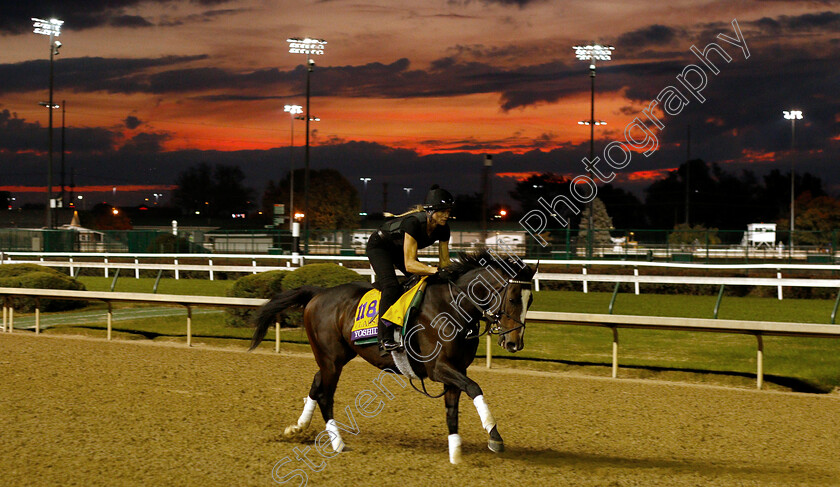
xmin=447 ymin=277 xmax=533 ymax=338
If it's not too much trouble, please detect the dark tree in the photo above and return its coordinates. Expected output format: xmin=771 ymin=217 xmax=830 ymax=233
xmin=262 ymin=168 xmax=359 ymax=230
xmin=759 ymin=170 xmax=825 ymax=223
xmin=509 ymin=172 xmax=571 ymax=222
xmin=453 ymin=193 xmax=481 ymax=221
xmin=174 ymin=163 xmax=254 ymax=217
xmin=597 ymin=184 xmax=645 ymax=229
xmin=777 ymin=192 xmax=840 ymax=246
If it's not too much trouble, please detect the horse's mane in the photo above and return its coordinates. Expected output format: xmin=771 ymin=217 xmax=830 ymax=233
xmin=440 ymin=247 xmax=534 ymax=283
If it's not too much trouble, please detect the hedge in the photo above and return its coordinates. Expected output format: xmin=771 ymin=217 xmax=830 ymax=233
xmin=225 ymin=264 xmax=366 ymax=327
xmin=0 ymin=264 xmax=87 ymax=312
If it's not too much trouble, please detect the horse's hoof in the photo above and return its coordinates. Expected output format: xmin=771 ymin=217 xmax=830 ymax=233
xmin=284 ymin=425 xmax=302 ymax=436
xmin=488 ymin=439 xmax=504 ymax=453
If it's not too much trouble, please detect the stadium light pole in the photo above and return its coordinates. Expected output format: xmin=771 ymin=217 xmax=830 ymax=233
xmin=287 ymin=37 xmax=326 ymax=254
xmin=284 ymin=104 xmax=303 ymax=230
xmin=783 ymin=110 xmax=803 ymax=252
xmin=32 ymin=17 xmax=63 ymax=229
xmin=360 ymin=177 xmax=371 ymax=219
xmin=574 ymin=43 xmax=614 ymax=258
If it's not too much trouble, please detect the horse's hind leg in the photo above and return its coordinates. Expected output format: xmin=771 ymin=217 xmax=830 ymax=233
xmin=313 ymin=361 xmax=350 ymax=452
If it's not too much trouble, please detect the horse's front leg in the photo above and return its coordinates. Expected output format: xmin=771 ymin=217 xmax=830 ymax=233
xmin=434 ymin=363 xmax=504 ymax=457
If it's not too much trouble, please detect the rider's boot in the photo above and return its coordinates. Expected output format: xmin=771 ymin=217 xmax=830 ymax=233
xmin=378 ymin=318 xmax=400 ymax=356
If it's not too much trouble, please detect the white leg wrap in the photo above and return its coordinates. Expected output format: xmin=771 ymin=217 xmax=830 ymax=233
xmin=448 ymin=434 xmax=462 ymax=464
xmin=297 ymin=396 xmax=317 ymax=428
xmin=473 ymin=395 xmax=496 ymax=433
xmin=325 ymin=419 xmax=345 ymax=452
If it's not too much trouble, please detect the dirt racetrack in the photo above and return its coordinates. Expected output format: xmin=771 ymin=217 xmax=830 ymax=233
xmin=1 ymin=334 xmax=839 ymax=487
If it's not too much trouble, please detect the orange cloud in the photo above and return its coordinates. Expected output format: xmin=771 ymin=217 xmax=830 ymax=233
xmin=495 ymin=171 xmax=543 ymax=181
xmin=622 ymin=168 xmax=676 ymax=182
xmin=741 ymin=149 xmax=776 ymax=163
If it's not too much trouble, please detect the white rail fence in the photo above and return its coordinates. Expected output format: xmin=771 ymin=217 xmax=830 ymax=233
xmin=523 ymin=311 xmax=840 ymax=389
xmin=3 ymin=252 xmax=840 ymax=301
xmin=0 ymin=288 xmax=269 ymax=350
xmin=3 ymin=287 xmax=840 ymax=389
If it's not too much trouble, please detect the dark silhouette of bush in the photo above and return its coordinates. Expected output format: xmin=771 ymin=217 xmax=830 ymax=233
xmin=0 ymin=264 xmax=86 ymax=312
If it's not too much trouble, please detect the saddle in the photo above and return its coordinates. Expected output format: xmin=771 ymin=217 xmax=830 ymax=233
xmin=351 ymin=276 xmax=428 ymax=346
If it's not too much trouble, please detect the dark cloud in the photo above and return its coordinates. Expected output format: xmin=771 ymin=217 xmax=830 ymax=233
xmin=617 ymin=25 xmax=685 ymax=50
xmin=0 ymin=0 xmax=238 ymax=34
xmin=124 ymin=115 xmax=143 ymax=129
xmin=0 ymin=55 xmax=208 ymax=95
xmin=119 ymin=132 xmax=171 ymax=153
xmin=0 ymin=109 xmax=118 ymax=154
xmin=109 ymin=15 xmax=155 ymax=28
xmin=448 ymin=0 xmax=544 ymax=7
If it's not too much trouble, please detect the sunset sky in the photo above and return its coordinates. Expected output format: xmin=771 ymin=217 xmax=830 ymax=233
xmin=1 ymin=0 xmax=838 ymax=214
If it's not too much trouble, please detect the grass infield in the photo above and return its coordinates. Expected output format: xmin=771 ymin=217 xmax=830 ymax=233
xmin=13 ymin=278 xmax=840 ymax=393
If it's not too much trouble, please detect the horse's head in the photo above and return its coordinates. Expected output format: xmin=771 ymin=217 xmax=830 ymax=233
xmin=444 ymin=249 xmax=537 ymax=353
xmin=495 ymin=275 xmax=535 ymax=352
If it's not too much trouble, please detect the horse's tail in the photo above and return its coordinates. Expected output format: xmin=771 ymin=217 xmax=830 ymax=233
xmin=249 ymin=286 xmax=321 ymax=351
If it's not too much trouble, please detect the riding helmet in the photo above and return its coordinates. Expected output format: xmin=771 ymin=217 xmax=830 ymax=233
xmin=423 ymin=185 xmax=454 ymax=211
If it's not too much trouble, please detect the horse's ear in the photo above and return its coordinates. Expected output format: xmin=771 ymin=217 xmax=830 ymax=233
xmin=533 ymin=260 xmax=540 ymax=277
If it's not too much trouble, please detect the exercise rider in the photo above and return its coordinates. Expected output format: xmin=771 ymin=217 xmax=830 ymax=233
xmin=366 ymin=185 xmax=453 ymax=354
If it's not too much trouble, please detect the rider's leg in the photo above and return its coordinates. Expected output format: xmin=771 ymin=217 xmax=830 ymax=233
xmin=377 ymin=278 xmax=402 ymax=351
xmin=366 ymin=246 xmax=402 ymax=352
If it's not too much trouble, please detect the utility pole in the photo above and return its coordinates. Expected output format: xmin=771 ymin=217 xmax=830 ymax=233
xmin=481 ymin=155 xmax=492 ymax=243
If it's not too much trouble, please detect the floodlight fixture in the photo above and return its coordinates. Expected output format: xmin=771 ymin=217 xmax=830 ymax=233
xmin=32 ymin=17 xmax=63 ymax=36
xmin=783 ymin=110 xmax=803 ymax=120
xmin=286 ymin=37 xmax=327 ymax=55
xmin=578 ymin=120 xmax=606 ymax=125
xmin=284 ymin=104 xmax=303 ymax=115
xmin=573 ymin=44 xmax=614 ymax=63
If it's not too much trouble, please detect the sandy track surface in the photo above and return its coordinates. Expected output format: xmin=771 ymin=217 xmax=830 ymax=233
xmin=1 ymin=334 xmax=838 ymax=487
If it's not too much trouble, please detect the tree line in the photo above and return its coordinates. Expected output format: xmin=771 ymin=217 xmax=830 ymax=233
xmin=165 ymin=160 xmax=838 ymax=237
xmin=510 ymin=160 xmax=838 ymax=236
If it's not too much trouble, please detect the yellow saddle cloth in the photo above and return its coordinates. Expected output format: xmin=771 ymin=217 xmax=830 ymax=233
xmin=350 ymin=277 xmax=428 ymax=343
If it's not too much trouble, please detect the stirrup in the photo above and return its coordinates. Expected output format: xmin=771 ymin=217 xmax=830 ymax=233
xmin=378 ymin=339 xmax=401 ymax=356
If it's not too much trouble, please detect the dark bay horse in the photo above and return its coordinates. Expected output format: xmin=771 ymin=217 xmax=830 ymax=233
xmin=249 ymin=248 xmax=536 ymax=464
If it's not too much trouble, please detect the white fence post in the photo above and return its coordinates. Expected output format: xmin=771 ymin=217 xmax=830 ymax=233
xmin=756 ymin=334 xmax=764 ymax=389
xmin=186 ymin=305 xmax=192 ymax=346
xmin=106 ymin=302 xmax=112 ymax=341
xmin=634 ymin=267 xmax=640 ymax=295
xmin=209 ymin=259 xmax=214 ymax=281
xmin=582 ymin=267 xmax=588 ymax=294
xmin=174 ymin=259 xmax=179 ymax=280
xmin=777 ymin=270 xmax=783 ymax=300
xmin=104 ymin=258 xmax=109 ymax=278
xmin=134 ymin=258 xmax=140 ymax=279
xmin=611 ymin=327 xmax=619 ymax=378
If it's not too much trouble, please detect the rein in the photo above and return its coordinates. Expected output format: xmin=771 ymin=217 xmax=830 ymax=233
xmin=446 ymin=277 xmax=531 ymax=338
